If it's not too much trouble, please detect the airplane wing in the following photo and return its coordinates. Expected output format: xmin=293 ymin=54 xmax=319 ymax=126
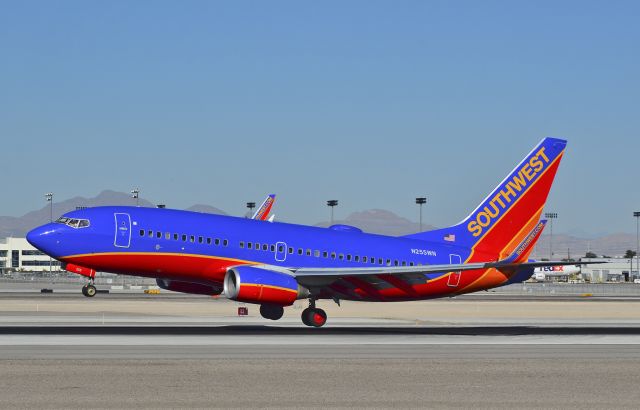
xmin=292 ymin=260 xmax=603 ymax=278
xmin=252 ymin=194 xmax=276 ymax=221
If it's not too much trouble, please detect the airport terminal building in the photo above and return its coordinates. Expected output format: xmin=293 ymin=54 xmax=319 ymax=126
xmin=580 ymin=257 xmax=639 ymax=283
xmin=0 ymin=237 xmax=63 ymax=274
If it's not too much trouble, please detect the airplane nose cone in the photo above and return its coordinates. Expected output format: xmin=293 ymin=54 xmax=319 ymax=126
xmin=26 ymin=224 xmax=60 ymax=256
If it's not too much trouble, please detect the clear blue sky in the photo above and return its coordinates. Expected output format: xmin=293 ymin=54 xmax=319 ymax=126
xmin=1 ymin=1 xmax=638 ymax=235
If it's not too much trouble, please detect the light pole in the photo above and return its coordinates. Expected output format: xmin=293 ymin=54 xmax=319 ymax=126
xmin=415 ymin=197 xmax=427 ymax=232
xmin=544 ymin=212 xmax=558 ymax=260
xmin=45 ymin=193 xmax=53 ymax=278
xmin=246 ymin=202 xmax=256 ymax=218
xmin=634 ymin=211 xmax=640 ymax=280
xmin=131 ymin=188 xmax=140 ymax=206
xmin=327 ymin=200 xmax=338 ymax=224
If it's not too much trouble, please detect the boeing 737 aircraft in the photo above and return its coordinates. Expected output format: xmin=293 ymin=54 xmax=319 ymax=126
xmin=27 ymin=137 xmax=585 ymax=327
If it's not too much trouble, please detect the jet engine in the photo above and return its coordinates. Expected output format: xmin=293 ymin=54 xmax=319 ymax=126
xmin=224 ymin=266 xmax=309 ymax=305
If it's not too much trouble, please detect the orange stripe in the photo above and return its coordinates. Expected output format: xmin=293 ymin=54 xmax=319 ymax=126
xmin=242 ymin=283 xmax=298 ymax=294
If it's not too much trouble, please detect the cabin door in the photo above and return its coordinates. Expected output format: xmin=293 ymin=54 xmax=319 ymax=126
xmin=447 ymin=254 xmax=462 ymax=287
xmin=114 ymin=213 xmax=131 ymax=248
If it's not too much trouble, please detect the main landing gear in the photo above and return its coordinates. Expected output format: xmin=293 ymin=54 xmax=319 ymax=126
xmin=259 ymin=304 xmax=284 ymax=320
xmin=81 ymin=281 xmax=97 ymax=297
xmin=301 ymin=299 xmax=327 ymax=328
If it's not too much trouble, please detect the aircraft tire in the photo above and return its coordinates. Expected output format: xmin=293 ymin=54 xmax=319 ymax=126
xmin=301 ymin=308 xmax=313 ymax=326
xmin=85 ymin=284 xmax=97 ymax=297
xmin=301 ymin=307 xmax=327 ymax=328
xmin=259 ymin=304 xmax=284 ymax=320
xmin=81 ymin=285 xmax=88 ymax=297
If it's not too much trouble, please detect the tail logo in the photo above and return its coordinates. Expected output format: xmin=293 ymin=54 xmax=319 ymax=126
xmin=467 ymin=147 xmax=551 ymax=237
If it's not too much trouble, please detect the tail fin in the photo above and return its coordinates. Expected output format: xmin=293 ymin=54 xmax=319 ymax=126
xmin=404 ymin=137 xmax=566 ymax=259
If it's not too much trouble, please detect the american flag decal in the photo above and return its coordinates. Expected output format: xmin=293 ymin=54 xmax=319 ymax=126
xmin=444 ymin=233 xmax=455 ymax=242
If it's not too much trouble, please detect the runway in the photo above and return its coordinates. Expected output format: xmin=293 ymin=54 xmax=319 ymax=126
xmin=2 ymin=296 xmax=640 ymax=408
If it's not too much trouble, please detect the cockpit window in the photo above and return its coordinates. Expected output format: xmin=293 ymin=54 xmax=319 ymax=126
xmin=55 ymin=216 xmax=90 ymax=229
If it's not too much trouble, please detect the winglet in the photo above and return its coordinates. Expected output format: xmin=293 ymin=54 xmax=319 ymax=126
xmin=252 ymin=194 xmax=276 ymax=221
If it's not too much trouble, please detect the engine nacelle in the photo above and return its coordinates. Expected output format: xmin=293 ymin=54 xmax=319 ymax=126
xmin=224 ymin=266 xmax=309 ymax=306
xmin=64 ymin=263 xmax=96 ymax=279
xmin=156 ymin=279 xmax=222 ymax=296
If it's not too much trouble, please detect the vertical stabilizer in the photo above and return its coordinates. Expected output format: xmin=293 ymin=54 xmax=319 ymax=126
xmin=404 ymin=137 xmax=566 ymax=259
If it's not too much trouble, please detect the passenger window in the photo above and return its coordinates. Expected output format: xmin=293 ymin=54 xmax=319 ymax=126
xmin=331 ymin=252 xmax=336 ymax=259
xmin=354 ymin=256 xmax=359 ymax=262
xmin=386 ymin=259 xmax=391 ymax=266
xmin=148 ymin=230 xmax=153 ymax=237
xmin=339 ymin=254 xmax=344 ymax=260
xmin=378 ymin=258 xmax=383 ymax=265
xmin=288 ymin=247 xmax=293 ymax=254
xmin=223 ymin=240 xmax=228 ymax=246
xmin=410 ymin=262 xmax=414 ymax=266
xmin=323 ymin=251 xmax=328 ymax=258
xmin=165 ymin=232 xmax=170 ymax=240
xmin=207 ymin=238 xmax=212 ymax=245
xmin=394 ymin=260 xmax=398 ymax=266
xmin=139 ymin=229 xmax=144 ymax=236
xmin=278 ymin=245 xmax=284 ymax=252
xmin=248 ymin=242 xmax=253 ymax=249
xmin=240 ymin=241 xmax=245 ymax=248
xmin=297 ymin=248 xmax=303 ymax=255
xmin=270 ymin=245 xmax=275 ymax=252
xmin=215 ymin=239 xmax=220 ymax=245
xmin=371 ymin=258 xmax=376 ymax=264
xmin=306 ymin=249 xmax=311 ymax=256
xmin=314 ymin=250 xmax=320 ymax=257
xmin=362 ymin=256 xmax=367 ymax=263
xmin=402 ymin=261 xmax=407 ymax=266
xmin=261 ymin=243 xmax=267 ymax=250
xmin=346 ymin=254 xmax=351 ymax=261
xmin=198 ymin=236 xmax=203 ymax=243
xmin=173 ymin=233 xmax=178 ymax=240
xmin=190 ymin=235 xmax=195 ymax=243
xmin=156 ymin=232 xmax=162 ymax=238
xmin=256 ymin=243 xmax=261 ymax=250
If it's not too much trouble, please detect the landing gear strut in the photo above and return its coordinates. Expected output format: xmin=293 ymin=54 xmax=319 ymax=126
xmin=301 ymin=299 xmax=327 ymax=328
xmin=81 ymin=281 xmax=97 ymax=297
xmin=259 ymin=304 xmax=284 ymax=320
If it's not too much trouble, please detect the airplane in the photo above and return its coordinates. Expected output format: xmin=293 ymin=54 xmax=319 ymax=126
xmin=63 ymin=194 xmax=278 ymax=295
xmin=532 ymin=265 xmax=580 ymax=281
xmin=27 ymin=137 xmax=590 ymax=327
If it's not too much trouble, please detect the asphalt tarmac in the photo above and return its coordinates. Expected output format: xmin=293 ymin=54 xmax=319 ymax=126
xmin=2 ymin=295 xmax=640 ymax=408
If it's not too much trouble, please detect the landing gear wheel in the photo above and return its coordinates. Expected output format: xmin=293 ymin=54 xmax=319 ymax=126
xmin=259 ymin=304 xmax=284 ymax=320
xmin=301 ymin=307 xmax=327 ymax=328
xmin=84 ymin=284 xmax=97 ymax=297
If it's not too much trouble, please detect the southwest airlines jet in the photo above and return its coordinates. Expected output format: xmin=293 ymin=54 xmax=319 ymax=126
xmin=28 ymin=137 xmax=580 ymax=327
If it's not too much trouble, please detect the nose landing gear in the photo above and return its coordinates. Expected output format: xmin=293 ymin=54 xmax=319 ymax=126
xmin=81 ymin=281 xmax=97 ymax=297
xmin=301 ymin=299 xmax=327 ymax=328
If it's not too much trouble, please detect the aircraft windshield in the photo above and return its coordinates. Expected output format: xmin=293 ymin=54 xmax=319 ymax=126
xmin=55 ymin=217 xmax=90 ymax=229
